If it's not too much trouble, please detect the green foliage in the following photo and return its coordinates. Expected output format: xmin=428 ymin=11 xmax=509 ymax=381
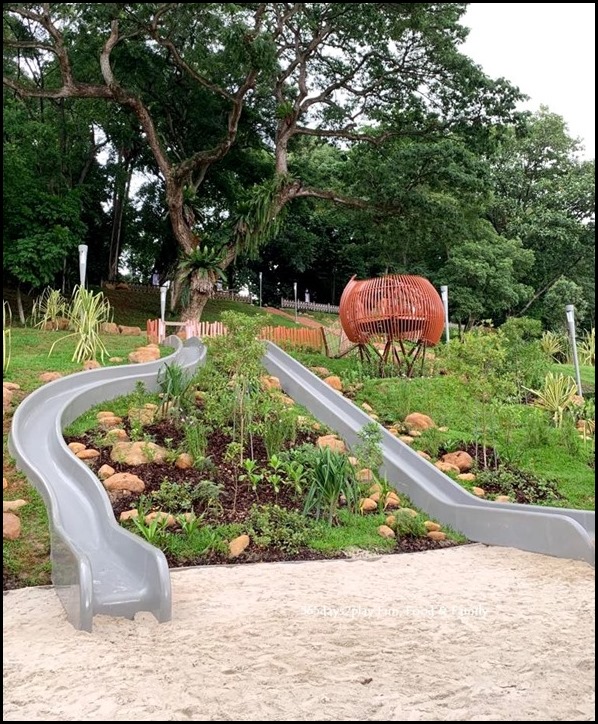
xmin=158 ymin=362 xmax=194 ymax=417
xmin=525 ymin=373 xmax=578 ymax=427
xmin=475 ymin=468 xmax=561 ymax=505
xmin=183 ymin=420 xmax=209 ymax=462
xmin=247 ymin=504 xmax=312 ymax=555
xmin=302 ymin=447 xmax=359 ymax=525
xmin=544 ymin=278 xmax=590 ymax=331
xmin=353 ymin=422 xmax=384 ymax=472
xmin=578 ymin=328 xmax=595 ymax=367
xmin=31 ymin=288 xmax=68 ymax=330
xmin=258 ymin=398 xmax=297 ymax=459
xmin=151 ymin=479 xmax=223 ymax=514
xmin=500 ymin=317 xmax=543 ymax=342
xmin=394 ymin=511 xmax=428 ymax=539
xmin=3 ymin=301 xmax=12 ymax=373
xmin=130 ymin=514 xmax=170 ymax=544
xmin=49 ymin=286 xmax=112 ymax=362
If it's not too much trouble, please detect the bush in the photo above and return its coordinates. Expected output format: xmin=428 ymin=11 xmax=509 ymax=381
xmin=247 ymin=504 xmax=312 ymax=554
xmin=475 ymin=467 xmax=561 ymax=505
xmin=302 ymin=446 xmax=360 ymax=524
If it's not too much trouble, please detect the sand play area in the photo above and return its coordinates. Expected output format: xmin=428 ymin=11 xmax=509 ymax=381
xmin=3 ymin=545 xmax=595 ymax=721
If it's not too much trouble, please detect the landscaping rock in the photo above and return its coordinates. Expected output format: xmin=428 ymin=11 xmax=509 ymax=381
xmin=261 ymin=375 xmax=282 ymax=391
xmin=361 ymin=402 xmax=374 ymax=413
xmin=3 ymin=499 xmax=28 ymax=513
xmin=145 ymin=511 xmax=177 ymax=528
xmin=128 ymin=406 xmax=156 ymax=425
xmin=3 ymin=512 xmax=21 ymax=540
xmin=39 ymin=372 xmax=62 ymax=383
xmin=83 ymin=360 xmax=102 ymax=370
xmin=229 ymin=534 xmax=250 ymax=558
xmin=399 ymin=436 xmax=415 ymax=445
xmin=116 ymin=282 xmax=130 ymax=290
xmin=407 ymin=430 xmax=422 ymax=438
xmin=369 ymin=413 xmax=379 ymax=421
xmin=103 ymin=473 xmax=145 ymax=493
xmin=118 ymin=325 xmax=142 ymax=336
xmin=279 ymin=394 xmax=295 ymax=407
xmin=3 ymin=382 xmax=20 ymax=391
xmin=427 ymin=531 xmax=447 ymax=542
xmin=457 ymin=473 xmax=476 ymax=482
xmin=119 ymin=509 xmax=139 ymax=522
xmin=435 ymin=461 xmax=460 ymax=475
xmin=175 ymin=453 xmax=194 ymax=470
xmin=424 ymin=521 xmax=442 ymax=532
xmin=98 ymin=415 xmax=123 ymax=429
xmin=97 ymin=410 xmax=116 ymax=419
xmin=68 ymin=442 xmax=86 ymax=454
xmin=398 ymin=508 xmax=418 ymax=518
xmin=76 ymin=449 xmax=100 ymax=461
xmin=3 ymin=387 xmax=13 ymax=414
xmin=311 ymin=367 xmax=331 ymax=377
xmin=442 ymin=451 xmax=474 ymax=473
xmin=98 ymin=464 xmax=115 ymax=481
xmin=357 ymin=468 xmax=374 ymax=483
xmin=110 ymin=441 xmax=168 ymax=465
xmin=369 ymin=492 xmax=380 ymax=504
xmin=438 ymin=426 xmax=449 ymax=433
xmin=104 ymin=428 xmax=129 ymax=443
xmin=384 ymin=492 xmax=401 ymax=509
xmin=3 ymin=477 xmax=7 ymax=490
xmin=472 ymin=487 xmax=486 ymax=498
xmin=495 ymin=495 xmax=512 ymax=503
xmin=100 ymin=322 xmax=120 ymax=335
xmin=129 ymin=346 xmax=161 ymax=364
xmin=385 ymin=515 xmax=396 ymax=527
xmin=404 ymin=412 xmax=436 ymax=430
xmin=316 ymin=435 xmax=347 ymax=454
xmin=378 ymin=525 xmax=396 ymax=539
xmin=324 ymin=376 xmax=343 ymax=392
xmin=417 ymin=451 xmax=432 ymax=461
xmin=368 ymin=482 xmax=383 ymax=495
xmin=360 ymin=498 xmax=378 ymax=512
xmin=109 ymin=357 xmax=124 ymax=363
xmin=348 ymin=456 xmax=359 ymax=467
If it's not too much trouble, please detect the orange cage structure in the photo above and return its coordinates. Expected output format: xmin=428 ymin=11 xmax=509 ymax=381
xmin=339 ymin=275 xmax=445 ymax=375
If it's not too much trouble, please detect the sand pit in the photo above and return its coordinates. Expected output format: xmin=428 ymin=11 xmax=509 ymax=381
xmin=3 ymin=545 xmax=595 ymax=721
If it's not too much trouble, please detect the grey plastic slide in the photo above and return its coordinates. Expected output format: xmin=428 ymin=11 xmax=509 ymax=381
xmin=264 ymin=342 xmax=595 ymax=566
xmin=8 ymin=337 xmax=205 ymax=631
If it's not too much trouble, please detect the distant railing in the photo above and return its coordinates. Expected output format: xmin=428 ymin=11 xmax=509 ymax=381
xmin=280 ymin=298 xmax=339 ymax=314
xmin=147 ymin=319 xmax=325 ymax=353
xmin=102 ymin=282 xmax=251 ymax=304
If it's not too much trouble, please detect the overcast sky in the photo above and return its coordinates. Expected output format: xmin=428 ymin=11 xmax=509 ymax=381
xmin=461 ymin=3 xmax=595 ymax=159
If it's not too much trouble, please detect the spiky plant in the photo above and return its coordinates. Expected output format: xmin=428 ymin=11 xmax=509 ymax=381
xmin=524 ymin=373 xmax=578 ymax=427
xmin=32 ymin=288 xmax=68 ymax=330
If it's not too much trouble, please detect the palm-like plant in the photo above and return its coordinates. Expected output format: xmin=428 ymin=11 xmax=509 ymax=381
xmin=525 ymin=373 xmax=578 ymax=427
xmin=540 ymin=331 xmax=566 ymax=362
xmin=578 ymin=328 xmax=595 ymax=367
xmin=32 ymin=288 xmax=67 ymax=330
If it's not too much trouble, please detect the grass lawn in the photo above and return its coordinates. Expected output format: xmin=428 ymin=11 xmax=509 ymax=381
xmin=550 ymin=363 xmax=595 ymax=394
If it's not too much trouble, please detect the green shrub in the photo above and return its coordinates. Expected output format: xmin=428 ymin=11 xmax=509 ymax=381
xmin=247 ymin=504 xmax=312 ymax=554
xmin=475 ymin=467 xmax=560 ymax=505
xmin=151 ymin=478 xmax=222 ymax=513
xmin=525 ymin=373 xmax=578 ymax=427
xmin=394 ymin=511 xmax=427 ymax=539
xmin=303 ymin=446 xmax=360 ymax=525
xmin=184 ymin=419 xmax=209 ymax=461
xmin=158 ymin=362 xmax=194 ymax=416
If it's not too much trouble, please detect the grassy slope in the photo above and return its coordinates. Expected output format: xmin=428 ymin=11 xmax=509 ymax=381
xmin=292 ymin=350 xmax=595 ymax=511
xmin=550 ymin=363 xmax=595 ymax=394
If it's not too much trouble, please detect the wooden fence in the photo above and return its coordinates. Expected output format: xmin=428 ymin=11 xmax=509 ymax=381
xmin=102 ymin=282 xmax=251 ymax=304
xmin=280 ymin=298 xmax=339 ymax=314
xmin=147 ymin=319 xmax=324 ymax=352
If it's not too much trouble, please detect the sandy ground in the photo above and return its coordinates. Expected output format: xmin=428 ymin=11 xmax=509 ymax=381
xmin=3 ymin=545 xmax=595 ymax=722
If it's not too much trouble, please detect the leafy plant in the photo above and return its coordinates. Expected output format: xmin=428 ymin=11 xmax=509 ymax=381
xmin=152 ymin=479 xmax=196 ymax=513
xmin=3 ymin=301 xmax=12 ymax=373
xmin=130 ymin=514 xmax=170 ymax=544
xmin=260 ymin=401 xmax=297 ymax=459
xmin=303 ymin=447 xmax=359 ymax=525
xmin=49 ymin=285 xmax=112 ymax=362
xmin=247 ymin=504 xmax=312 ymax=555
xmin=239 ymin=458 xmax=264 ymax=494
xmin=578 ymin=328 xmax=595 ymax=367
xmin=393 ymin=511 xmax=427 ymax=539
xmin=158 ymin=362 xmax=194 ymax=417
xmin=540 ymin=331 xmax=567 ymax=362
xmin=353 ymin=422 xmax=383 ymax=472
xmin=177 ymin=513 xmax=203 ymax=536
xmin=32 ymin=287 xmax=67 ymax=330
xmin=475 ymin=467 xmax=561 ymax=505
xmin=184 ymin=419 xmax=209 ymax=461
xmin=524 ymin=373 xmax=578 ymax=427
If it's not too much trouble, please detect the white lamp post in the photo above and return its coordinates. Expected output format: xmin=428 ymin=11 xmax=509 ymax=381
xmin=78 ymin=244 xmax=88 ymax=288
xmin=160 ymin=281 xmax=170 ymax=323
xmin=293 ymin=282 xmax=298 ymax=321
xmin=259 ymin=272 xmax=263 ymax=308
xmin=566 ymin=304 xmax=583 ymax=397
xmin=441 ymin=285 xmax=450 ymax=343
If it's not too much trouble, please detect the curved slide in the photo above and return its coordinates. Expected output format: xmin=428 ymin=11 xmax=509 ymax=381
xmin=8 ymin=337 xmax=206 ymax=632
xmin=264 ymin=342 xmax=595 ymax=566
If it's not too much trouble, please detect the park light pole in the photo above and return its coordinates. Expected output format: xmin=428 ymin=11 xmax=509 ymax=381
xmin=293 ymin=282 xmax=298 ymax=321
xmin=160 ymin=281 xmax=170 ymax=323
xmin=440 ymin=285 xmax=450 ymax=343
xmin=78 ymin=245 xmax=88 ymax=288
xmin=259 ymin=272 xmax=263 ymax=308
xmin=566 ymin=304 xmax=583 ymax=398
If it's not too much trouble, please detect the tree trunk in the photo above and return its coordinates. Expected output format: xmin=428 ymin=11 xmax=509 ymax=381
xmin=180 ymin=270 xmax=214 ymax=321
xmin=108 ymin=153 xmax=133 ymax=281
xmin=16 ymin=286 xmax=26 ymax=325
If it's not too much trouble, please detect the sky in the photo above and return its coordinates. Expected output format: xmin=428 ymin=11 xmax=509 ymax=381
xmin=461 ymin=3 xmax=595 ymax=159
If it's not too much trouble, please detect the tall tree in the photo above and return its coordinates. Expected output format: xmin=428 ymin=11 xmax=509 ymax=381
xmin=4 ymin=3 xmax=520 ymax=319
